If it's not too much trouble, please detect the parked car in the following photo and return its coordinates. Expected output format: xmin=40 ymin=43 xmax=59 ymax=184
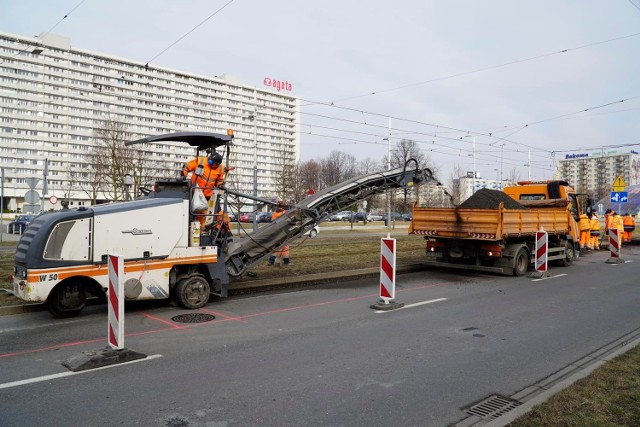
xmin=8 ymin=214 xmax=35 ymax=234
xmin=351 ymin=212 xmax=373 ymax=222
xmin=369 ymin=213 xmax=384 ymax=221
xmin=402 ymin=213 xmax=412 ymax=221
xmin=258 ymin=212 xmax=273 ymax=223
xmin=305 ymin=225 xmax=320 ymax=238
xmin=239 ymin=212 xmax=256 ymax=223
xmin=329 ymin=211 xmax=353 ymax=221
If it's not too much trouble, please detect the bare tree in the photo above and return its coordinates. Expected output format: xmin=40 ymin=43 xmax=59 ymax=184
xmin=506 ymin=167 xmax=521 ymax=185
xmin=319 ymin=151 xmax=357 ymax=188
xmin=299 ymin=159 xmax=322 ymax=193
xmin=271 ymin=143 xmax=297 ymax=204
xmin=448 ymin=164 xmax=465 ymax=206
xmin=388 ymin=139 xmax=434 ymax=212
xmin=90 ymin=118 xmax=156 ymax=202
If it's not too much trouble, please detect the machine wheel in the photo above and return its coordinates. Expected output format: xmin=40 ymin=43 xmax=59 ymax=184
xmin=45 ymin=282 xmax=86 ymax=318
xmin=513 ymin=247 xmax=530 ymax=276
xmin=560 ymin=241 xmax=575 ymax=266
xmin=174 ymin=274 xmax=210 ymax=309
xmin=308 ymin=228 xmax=318 ymax=238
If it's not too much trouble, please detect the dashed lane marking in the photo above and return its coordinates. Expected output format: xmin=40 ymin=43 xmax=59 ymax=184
xmin=0 ymin=354 xmax=163 ymax=390
xmin=375 ymin=298 xmax=447 ymax=313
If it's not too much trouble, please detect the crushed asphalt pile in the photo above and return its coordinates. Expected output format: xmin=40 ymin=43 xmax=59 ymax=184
xmin=458 ymin=188 xmax=526 ymax=209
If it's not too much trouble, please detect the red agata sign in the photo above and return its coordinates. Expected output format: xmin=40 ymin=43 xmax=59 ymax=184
xmin=263 ymin=77 xmax=293 ymax=92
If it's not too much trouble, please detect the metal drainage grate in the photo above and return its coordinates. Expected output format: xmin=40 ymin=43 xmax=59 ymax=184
xmin=171 ymin=313 xmax=216 ymax=324
xmin=465 ymin=394 xmax=522 ymax=420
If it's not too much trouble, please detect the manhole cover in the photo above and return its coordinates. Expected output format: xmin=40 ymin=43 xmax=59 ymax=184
xmin=465 ymin=394 xmax=522 ymax=419
xmin=171 ymin=313 xmax=216 ymax=323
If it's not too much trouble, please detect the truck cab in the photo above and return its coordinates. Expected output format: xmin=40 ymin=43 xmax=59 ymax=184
xmin=503 ymin=180 xmax=583 ymax=240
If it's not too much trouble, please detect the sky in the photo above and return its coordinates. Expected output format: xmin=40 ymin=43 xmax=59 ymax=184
xmin=2 ymin=0 xmax=640 ymax=184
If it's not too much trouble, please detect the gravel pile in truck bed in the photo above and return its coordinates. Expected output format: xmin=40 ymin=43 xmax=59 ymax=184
xmin=458 ymin=188 xmax=526 ymax=209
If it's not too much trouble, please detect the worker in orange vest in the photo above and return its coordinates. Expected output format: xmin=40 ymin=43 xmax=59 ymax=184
xmin=578 ymin=213 xmax=591 ymax=251
xmin=604 ymin=208 xmax=613 ymax=237
xmin=589 ymin=212 xmax=600 ymax=250
xmin=611 ymin=211 xmax=625 ymax=249
xmin=622 ymin=212 xmax=636 ymax=243
xmin=182 ymin=151 xmax=225 ymax=229
xmin=268 ymin=207 xmax=290 ymax=266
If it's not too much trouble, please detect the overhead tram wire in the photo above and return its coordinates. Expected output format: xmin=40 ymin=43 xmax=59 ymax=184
xmin=144 ymin=0 xmax=237 ymax=66
xmin=53 ymin=67 xmax=635 ymax=170
xmin=299 ymin=31 xmax=640 ymax=105
xmin=0 ymin=0 xmax=88 ymax=65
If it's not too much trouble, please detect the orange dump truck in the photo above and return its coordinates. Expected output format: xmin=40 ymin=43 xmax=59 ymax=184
xmin=410 ymin=181 xmax=583 ymax=276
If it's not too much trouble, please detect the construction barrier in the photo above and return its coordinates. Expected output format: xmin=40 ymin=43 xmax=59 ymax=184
xmin=370 ymin=234 xmax=403 ymax=310
xmin=528 ymin=229 xmax=549 ymax=278
xmin=379 ymin=236 xmax=396 ymax=301
xmin=606 ymin=229 xmax=624 ymax=264
xmin=535 ymin=230 xmax=548 ymax=274
xmin=108 ymin=254 xmax=125 ymax=350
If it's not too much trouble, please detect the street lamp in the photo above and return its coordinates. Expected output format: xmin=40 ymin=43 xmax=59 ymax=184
xmin=248 ymin=88 xmax=258 ymax=232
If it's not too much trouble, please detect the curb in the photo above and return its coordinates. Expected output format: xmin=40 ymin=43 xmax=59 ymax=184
xmin=0 ymin=264 xmax=430 ymax=317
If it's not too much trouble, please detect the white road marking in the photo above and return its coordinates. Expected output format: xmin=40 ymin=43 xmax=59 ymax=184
xmin=375 ymin=298 xmax=447 ymax=313
xmin=0 ymin=354 xmax=163 ymax=390
xmin=531 ymin=273 xmax=568 ymax=282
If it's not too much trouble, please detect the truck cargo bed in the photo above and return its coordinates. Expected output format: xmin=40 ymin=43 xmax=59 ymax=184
xmin=410 ymin=204 xmax=572 ymax=241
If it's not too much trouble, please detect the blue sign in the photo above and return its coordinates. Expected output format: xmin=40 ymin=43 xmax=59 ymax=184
xmin=610 ymin=192 xmax=628 ymax=203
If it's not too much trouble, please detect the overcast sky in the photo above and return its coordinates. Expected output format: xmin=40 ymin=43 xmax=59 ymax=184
xmin=2 ymin=0 xmax=640 ymax=183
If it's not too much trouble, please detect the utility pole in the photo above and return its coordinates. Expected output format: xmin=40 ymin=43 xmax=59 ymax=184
xmin=387 ymin=117 xmax=392 ymax=229
xmin=252 ymin=88 xmax=258 ymax=232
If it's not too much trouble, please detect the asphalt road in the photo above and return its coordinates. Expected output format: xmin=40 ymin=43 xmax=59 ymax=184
xmin=1 ymin=245 xmax=639 ymax=427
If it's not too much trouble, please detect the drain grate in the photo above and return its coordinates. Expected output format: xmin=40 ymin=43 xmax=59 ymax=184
xmin=465 ymin=394 xmax=522 ymax=419
xmin=171 ymin=313 xmax=216 ymax=323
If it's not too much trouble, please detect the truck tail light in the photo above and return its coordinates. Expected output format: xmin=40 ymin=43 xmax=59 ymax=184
xmin=426 ymin=241 xmax=444 ymax=252
xmin=480 ymin=244 xmax=502 ymax=257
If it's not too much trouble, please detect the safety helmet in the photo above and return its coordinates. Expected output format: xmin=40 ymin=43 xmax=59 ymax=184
xmin=208 ymin=152 xmax=223 ymax=166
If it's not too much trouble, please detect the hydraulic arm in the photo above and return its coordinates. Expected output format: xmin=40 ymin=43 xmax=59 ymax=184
xmin=224 ymin=162 xmax=435 ymax=276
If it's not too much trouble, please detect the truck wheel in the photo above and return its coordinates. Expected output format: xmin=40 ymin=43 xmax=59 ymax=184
xmin=308 ymin=228 xmax=318 ymax=238
xmin=560 ymin=241 xmax=575 ymax=266
xmin=174 ymin=274 xmax=210 ymax=309
xmin=45 ymin=282 xmax=86 ymax=318
xmin=513 ymin=248 xmax=529 ymax=276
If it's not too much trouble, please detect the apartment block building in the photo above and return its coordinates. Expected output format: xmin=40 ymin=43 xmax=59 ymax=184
xmin=556 ymin=150 xmax=640 ymax=199
xmin=0 ymin=31 xmax=300 ymax=212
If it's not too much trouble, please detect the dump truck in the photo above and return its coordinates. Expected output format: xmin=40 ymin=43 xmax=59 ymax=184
xmin=410 ymin=181 xmax=585 ymax=276
xmin=12 ymin=133 xmax=435 ymax=317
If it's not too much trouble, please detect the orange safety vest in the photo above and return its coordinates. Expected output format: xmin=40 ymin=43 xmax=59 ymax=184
xmin=182 ymin=156 xmax=225 ymax=199
xmin=623 ymin=215 xmax=635 ymax=232
xmin=612 ymin=215 xmax=624 ymax=232
xmin=578 ymin=214 xmax=590 ymax=232
xmin=589 ymin=217 xmax=600 ymax=236
xmin=271 ymin=210 xmax=286 ymax=221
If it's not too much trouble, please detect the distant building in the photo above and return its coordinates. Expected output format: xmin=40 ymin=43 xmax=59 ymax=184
xmin=556 ymin=150 xmax=640 ymax=200
xmin=0 ymin=31 xmax=300 ymax=212
xmin=457 ymin=174 xmax=513 ymax=203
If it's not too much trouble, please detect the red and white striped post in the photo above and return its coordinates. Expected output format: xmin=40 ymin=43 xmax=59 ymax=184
xmin=535 ymin=230 xmax=548 ymax=274
xmin=606 ymin=229 xmax=623 ymax=264
xmin=380 ymin=236 xmax=396 ymax=302
xmin=371 ymin=234 xmax=404 ymax=310
xmin=108 ymin=254 xmax=125 ymax=350
xmin=527 ymin=228 xmax=549 ymax=278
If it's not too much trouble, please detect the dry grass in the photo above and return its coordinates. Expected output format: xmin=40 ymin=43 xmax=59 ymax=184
xmin=244 ymin=229 xmax=426 ymax=279
xmin=509 ymin=344 xmax=640 ymax=426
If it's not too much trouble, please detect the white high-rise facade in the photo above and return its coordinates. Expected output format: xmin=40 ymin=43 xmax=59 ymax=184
xmin=556 ymin=150 xmax=640 ymax=199
xmin=0 ymin=31 xmax=300 ymax=212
